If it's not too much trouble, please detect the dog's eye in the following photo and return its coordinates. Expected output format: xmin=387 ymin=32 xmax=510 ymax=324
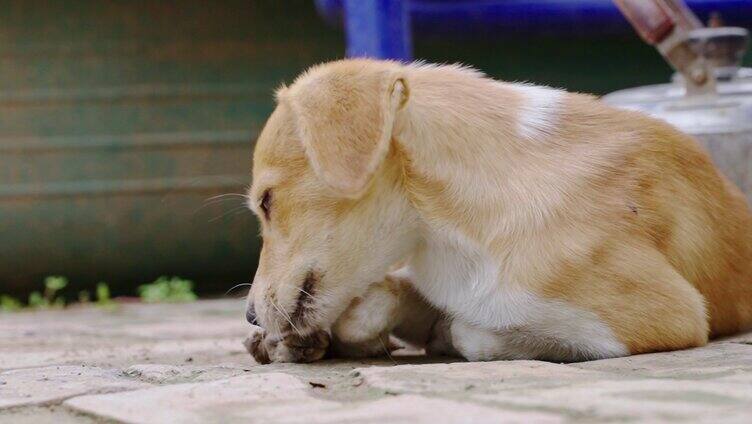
xmin=260 ymin=189 xmax=272 ymax=220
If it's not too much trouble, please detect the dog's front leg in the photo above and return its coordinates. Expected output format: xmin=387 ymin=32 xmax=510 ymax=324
xmin=331 ymin=268 xmax=457 ymax=358
xmin=329 ymin=273 xmax=405 ymax=358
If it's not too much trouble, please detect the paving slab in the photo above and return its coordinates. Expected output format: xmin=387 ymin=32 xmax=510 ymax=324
xmin=0 ymin=405 xmax=101 ymax=424
xmin=0 ymin=337 xmax=250 ymax=371
xmin=472 ymin=377 xmax=752 ymax=422
xmin=2 ymin=300 xmax=752 ymax=423
xmin=718 ymin=332 xmax=752 ymax=345
xmin=352 ymin=360 xmax=610 ymax=394
xmin=250 ymin=394 xmax=563 ymax=424
xmin=64 ymin=372 xmax=322 ymax=423
xmin=122 ymin=363 xmax=250 ymax=384
xmin=0 ymin=300 xmax=249 ymax=371
xmin=65 ymin=373 xmax=561 ymax=424
xmin=0 ymin=365 xmax=151 ymax=409
xmin=572 ymin=342 xmax=752 ymax=382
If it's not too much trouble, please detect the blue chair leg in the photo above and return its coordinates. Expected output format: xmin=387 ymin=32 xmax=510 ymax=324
xmin=343 ymin=0 xmax=413 ymax=60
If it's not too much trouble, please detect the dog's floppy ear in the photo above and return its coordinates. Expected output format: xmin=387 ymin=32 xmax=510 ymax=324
xmin=288 ymin=68 xmax=409 ymax=198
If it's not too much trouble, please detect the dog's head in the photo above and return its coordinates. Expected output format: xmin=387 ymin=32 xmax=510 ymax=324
xmin=245 ymin=60 xmax=416 ymax=338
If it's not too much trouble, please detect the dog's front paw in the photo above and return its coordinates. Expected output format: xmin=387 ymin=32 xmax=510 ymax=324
xmin=243 ymin=326 xmax=272 ymax=364
xmin=243 ymin=328 xmax=330 ymax=364
xmin=272 ymin=331 xmax=331 ymax=363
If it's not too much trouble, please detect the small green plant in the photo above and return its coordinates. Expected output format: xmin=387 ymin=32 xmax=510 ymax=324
xmin=76 ymin=282 xmax=114 ymax=308
xmin=45 ymin=275 xmax=67 ymax=293
xmin=138 ymin=276 xmax=197 ymax=303
xmin=1 ymin=277 xmax=122 ymax=312
xmin=96 ymin=282 xmax=113 ymax=305
xmin=0 ymin=295 xmax=22 ymax=312
xmin=28 ymin=291 xmax=44 ymax=308
xmin=78 ymin=290 xmax=91 ymax=303
xmin=26 ymin=276 xmax=68 ymax=309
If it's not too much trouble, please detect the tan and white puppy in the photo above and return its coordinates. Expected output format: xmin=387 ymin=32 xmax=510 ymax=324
xmin=244 ymin=59 xmax=752 ymax=363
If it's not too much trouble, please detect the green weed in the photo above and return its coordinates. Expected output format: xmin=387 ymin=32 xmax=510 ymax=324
xmin=0 ymin=295 xmax=23 ymax=312
xmin=138 ymin=276 xmax=197 ymax=303
xmin=1 ymin=275 xmax=199 ymax=312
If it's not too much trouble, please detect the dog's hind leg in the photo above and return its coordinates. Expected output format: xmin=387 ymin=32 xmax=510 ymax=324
xmin=451 ymin=240 xmax=710 ymax=362
xmin=449 ymin=319 xmax=594 ymax=362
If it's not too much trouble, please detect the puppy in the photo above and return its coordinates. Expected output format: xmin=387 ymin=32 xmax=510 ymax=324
xmin=244 ymin=59 xmax=752 ymax=363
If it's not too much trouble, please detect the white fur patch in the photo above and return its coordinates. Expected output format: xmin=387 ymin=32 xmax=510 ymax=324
xmin=511 ymin=83 xmax=563 ymax=140
xmin=409 ymin=227 xmax=628 ymax=361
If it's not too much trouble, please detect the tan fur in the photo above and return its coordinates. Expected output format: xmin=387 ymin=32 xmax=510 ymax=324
xmin=247 ymin=58 xmax=752 ymax=360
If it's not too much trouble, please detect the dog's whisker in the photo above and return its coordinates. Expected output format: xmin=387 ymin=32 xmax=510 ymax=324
xmin=208 ymin=206 xmax=248 ymax=222
xmin=202 ymin=198 xmax=246 ymax=207
xmin=225 ymin=282 xmax=252 ymax=296
xmin=269 ymin=298 xmax=302 ymax=337
xmin=279 ymin=304 xmax=304 ymax=337
xmin=295 ymin=286 xmax=314 ymax=299
xmin=277 ymin=281 xmax=319 ymax=305
xmin=268 ymin=299 xmax=283 ymax=336
xmin=192 ymin=197 xmax=249 ymax=215
xmin=204 ymin=193 xmax=249 ymax=202
xmin=378 ymin=334 xmax=397 ymax=365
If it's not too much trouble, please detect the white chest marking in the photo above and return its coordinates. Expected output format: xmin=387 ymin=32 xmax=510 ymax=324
xmin=511 ymin=83 xmax=564 ymax=140
xmin=410 ymin=227 xmax=628 ymax=360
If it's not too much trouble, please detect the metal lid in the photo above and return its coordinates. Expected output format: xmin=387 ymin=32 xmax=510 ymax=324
xmin=604 ymin=23 xmax=752 ymax=136
xmin=603 ymin=73 xmax=752 ymax=135
xmin=687 ymin=27 xmax=749 ymax=80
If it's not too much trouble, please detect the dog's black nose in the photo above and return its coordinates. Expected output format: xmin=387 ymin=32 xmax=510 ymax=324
xmin=246 ymin=305 xmax=258 ymax=325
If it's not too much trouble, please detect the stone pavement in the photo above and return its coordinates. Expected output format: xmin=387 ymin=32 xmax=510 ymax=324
xmin=1 ymin=300 xmax=751 ymax=423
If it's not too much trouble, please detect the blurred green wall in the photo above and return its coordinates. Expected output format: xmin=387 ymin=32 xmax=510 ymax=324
xmin=0 ymin=1 xmax=343 ymax=297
